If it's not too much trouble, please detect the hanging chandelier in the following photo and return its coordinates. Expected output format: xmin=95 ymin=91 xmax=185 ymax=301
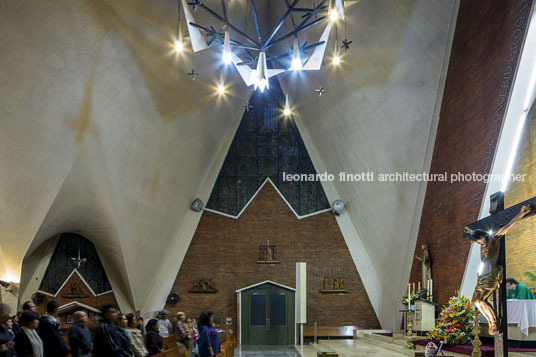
xmin=175 ymin=0 xmax=357 ymax=96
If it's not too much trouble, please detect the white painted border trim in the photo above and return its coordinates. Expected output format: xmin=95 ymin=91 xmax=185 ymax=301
xmin=237 ymin=292 xmax=242 ymax=345
xmin=204 ymin=178 xmax=333 ymax=220
xmin=96 ymin=290 xmax=113 ymax=297
xmin=235 ymin=280 xmax=296 ymax=293
xmin=39 ymin=269 xmax=97 ymax=297
xmin=57 ymin=301 xmax=101 ymax=314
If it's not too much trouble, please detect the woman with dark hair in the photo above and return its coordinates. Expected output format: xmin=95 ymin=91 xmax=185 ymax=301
xmin=125 ymin=313 xmax=148 ymax=357
xmin=14 ymin=310 xmax=43 ymax=357
xmin=145 ymin=319 xmax=163 ymax=356
xmin=197 ymin=311 xmax=220 ymax=357
xmin=0 ymin=315 xmax=15 ymax=357
xmin=93 ymin=304 xmax=132 ymax=356
xmin=116 ymin=314 xmax=134 ymax=356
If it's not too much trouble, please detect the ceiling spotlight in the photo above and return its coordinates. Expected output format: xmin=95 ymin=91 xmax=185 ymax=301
xmin=291 ymin=38 xmax=303 ymax=71
xmin=222 ymin=31 xmax=232 ymax=64
xmin=333 ymin=56 xmax=341 ymax=66
xmin=283 ymin=94 xmax=291 ymax=116
xmin=253 ymin=52 xmax=269 ymax=92
xmin=329 ymin=9 xmax=339 ymax=22
xmin=217 ymin=83 xmax=225 ymax=95
xmin=174 ymin=39 xmax=184 ymax=53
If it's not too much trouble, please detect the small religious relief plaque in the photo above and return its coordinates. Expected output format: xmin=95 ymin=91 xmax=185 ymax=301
xmin=189 ymin=278 xmax=218 ymax=293
xmin=62 ymin=282 xmax=90 ymax=298
xmin=256 ymin=240 xmax=280 ymax=264
xmin=320 ymin=277 xmax=348 ymax=294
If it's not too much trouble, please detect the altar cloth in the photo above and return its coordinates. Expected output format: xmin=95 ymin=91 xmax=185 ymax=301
xmin=478 ymin=300 xmax=536 ymax=336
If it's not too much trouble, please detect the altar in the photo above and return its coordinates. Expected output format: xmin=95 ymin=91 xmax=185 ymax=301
xmin=479 ymin=300 xmax=536 ymax=341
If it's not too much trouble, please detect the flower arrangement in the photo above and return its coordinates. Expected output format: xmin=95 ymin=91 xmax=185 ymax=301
xmin=427 ymin=295 xmax=476 ymax=344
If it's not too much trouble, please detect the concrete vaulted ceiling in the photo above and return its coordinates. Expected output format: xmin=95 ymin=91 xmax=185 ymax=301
xmin=0 ymin=0 xmax=457 ymax=327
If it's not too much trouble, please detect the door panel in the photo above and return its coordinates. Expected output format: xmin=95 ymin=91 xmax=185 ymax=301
xmin=268 ymin=293 xmax=287 ymax=344
xmin=249 ymin=293 xmax=268 ymax=344
xmin=248 ymin=290 xmax=288 ymax=345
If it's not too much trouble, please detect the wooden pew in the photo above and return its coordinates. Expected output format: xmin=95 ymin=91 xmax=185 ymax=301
xmin=302 ymin=325 xmax=358 ymax=340
xmin=153 ymin=347 xmax=182 ymax=357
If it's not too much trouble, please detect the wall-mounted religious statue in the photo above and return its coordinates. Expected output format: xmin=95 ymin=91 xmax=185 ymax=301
xmin=257 ymin=240 xmax=280 ymax=264
xmin=465 ymin=204 xmax=531 ymax=335
xmin=320 ymin=277 xmax=347 ymax=293
xmin=323 ymin=277 xmax=330 ymax=290
xmin=189 ymin=278 xmax=218 ymax=293
xmin=62 ymin=282 xmax=90 ymax=298
xmin=334 ymin=277 xmax=344 ymax=290
xmin=415 ymin=244 xmax=432 ymax=288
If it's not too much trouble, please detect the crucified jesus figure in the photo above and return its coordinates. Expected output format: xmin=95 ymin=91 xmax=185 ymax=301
xmin=464 ymin=204 xmax=531 ymax=335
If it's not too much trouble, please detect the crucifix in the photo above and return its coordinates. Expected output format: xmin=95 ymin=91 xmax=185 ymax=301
xmin=463 ymin=191 xmax=534 ymax=357
xmin=71 ymin=249 xmax=87 ymax=269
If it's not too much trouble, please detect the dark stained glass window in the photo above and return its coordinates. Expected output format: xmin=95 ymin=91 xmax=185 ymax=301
xmin=207 ymin=79 xmax=330 ymax=216
xmin=39 ymin=233 xmax=112 ymax=295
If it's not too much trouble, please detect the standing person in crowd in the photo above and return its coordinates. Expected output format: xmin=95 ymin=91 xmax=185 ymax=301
xmin=156 ymin=310 xmax=173 ymax=337
xmin=67 ymin=311 xmax=91 ymax=357
xmin=125 ymin=313 xmax=149 ymax=357
xmin=38 ymin=300 xmax=68 ymax=357
xmin=174 ymin=312 xmax=191 ymax=351
xmin=190 ymin=318 xmax=198 ymax=357
xmin=21 ymin=302 xmax=38 ymax=314
xmin=11 ymin=314 xmax=21 ymax=335
xmin=116 ymin=314 xmax=134 ymax=356
xmin=197 ymin=311 xmax=220 ymax=357
xmin=0 ymin=315 xmax=16 ymax=357
xmin=145 ymin=319 xmax=163 ymax=356
xmin=136 ymin=317 xmax=144 ymax=333
xmin=93 ymin=304 xmax=132 ymax=356
xmin=14 ymin=310 xmax=43 ymax=357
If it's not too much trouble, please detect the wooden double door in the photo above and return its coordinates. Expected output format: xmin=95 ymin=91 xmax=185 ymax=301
xmin=240 ymin=283 xmax=295 ymax=345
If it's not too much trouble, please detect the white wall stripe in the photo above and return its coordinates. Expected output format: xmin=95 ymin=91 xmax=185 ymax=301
xmin=204 ymin=178 xmax=333 ymax=220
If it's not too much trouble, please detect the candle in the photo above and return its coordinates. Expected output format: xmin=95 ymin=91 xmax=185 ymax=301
xmin=418 ymin=281 xmax=421 ymax=292
xmin=426 ymin=280 xmax=430 ymax=300
xmin=430 ymin=279 xmax=433 ymax=301
xmin=412 ymin=282 xmax=415 ymax=296
xmin=408 ymin=283 xmax=411 ymax=306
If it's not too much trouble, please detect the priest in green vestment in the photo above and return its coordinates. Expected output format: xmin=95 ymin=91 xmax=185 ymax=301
xmin=506 ymin=278 xmax=536 ymax=299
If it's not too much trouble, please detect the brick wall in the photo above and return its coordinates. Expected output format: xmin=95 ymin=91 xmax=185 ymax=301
xmin=167 ymin=183 xmax=380 ymax=332
xmin=409 ymin=0 xmax=533 ymax=307
xmin=505 ymin=106 xmax=536 ymax=291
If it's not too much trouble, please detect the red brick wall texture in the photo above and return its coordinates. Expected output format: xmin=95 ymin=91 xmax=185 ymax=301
xmin=167 ymin=183 xmax=381 ymax=332
xmin=409 ymin=0 xmax=534 ymax=307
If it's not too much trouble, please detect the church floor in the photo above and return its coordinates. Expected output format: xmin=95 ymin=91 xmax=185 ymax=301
xmin=295 ymin=339 xmax=408 ymax=356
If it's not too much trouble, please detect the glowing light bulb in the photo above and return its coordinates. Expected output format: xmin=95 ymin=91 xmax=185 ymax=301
xmin=291 ymin=57 xmax=302 ymax=71
xmin=174 ymin=39 xmax=183 ymax=53
xmin=283 ymin=94 xmax=291 ymax=116
xmin=223 ymin=51 xmax=232 ymax=64
xmin=333 ymin=55 xmax=340 ymax=66
xmin=217 ymin=84 xmax=225 ymax=95
xmin=330 ymin=9 xmax=339 ymax=22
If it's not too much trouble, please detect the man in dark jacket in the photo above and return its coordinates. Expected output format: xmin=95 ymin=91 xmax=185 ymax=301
xmin=68 ymin=311 xmax=91 ymax=357
xmin=38 ymin=301 xmax=68 ymax=357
